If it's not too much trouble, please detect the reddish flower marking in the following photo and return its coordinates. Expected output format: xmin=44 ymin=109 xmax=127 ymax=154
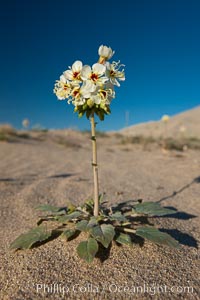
xmin=73 ymin=90 xmax=79 ymax=97
xmin=73 ymin=72 xmax=79 ymax=79
xmin=101 ymin=91 xmax=107 ymax=97
xmin=110 ymin=70 xmax=115 ymax=76
xmin=90 ymin=73 xmax=98 ymax=81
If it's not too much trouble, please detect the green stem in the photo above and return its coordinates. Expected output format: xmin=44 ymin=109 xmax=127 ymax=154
xmin=117 ymin=227 xmax=136 ymax=234
xmin=90 ymin=113 xmax=99 ymax=217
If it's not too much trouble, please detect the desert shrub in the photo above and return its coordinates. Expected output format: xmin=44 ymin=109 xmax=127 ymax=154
xmin=186 ymin=137 xmax=200 ymax=150
xmin=96 ymin=131 xmax=109 ymax=138
xmin=82 ymin=130 xmax=109 ymax=138
xmin=0 ymin=132 xmax=8 ymax=141
xmin=0 ymin=124 xmax=16 ymax=135
xmin=114 ymin=133 xmax=124 ymax=139
xmin=121 ymin=135 xmax=156 ymax=145
xmin=17 ymin=132 xmax=30 ymax=139
xmin=0 ymin=124 xmax=17 ymax=142
xmin=31 ymin=124 xmax=48 ymax=132
xmin=55 ymin=137 xmax=81 ymax=149
xmin=161 ymin=137 xmax=200 ymax=151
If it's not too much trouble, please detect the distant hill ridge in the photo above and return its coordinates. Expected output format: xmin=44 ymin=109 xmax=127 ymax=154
xmin=120 ymin=106 xmax=200 ymax=138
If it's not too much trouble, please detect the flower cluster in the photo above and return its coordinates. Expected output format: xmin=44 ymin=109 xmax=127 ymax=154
xmin=54 ymin=45 xmax=125 ymax=120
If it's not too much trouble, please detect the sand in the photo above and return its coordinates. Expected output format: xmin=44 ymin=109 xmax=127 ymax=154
xmin=0 ymin=130 xmax=199 ymax=299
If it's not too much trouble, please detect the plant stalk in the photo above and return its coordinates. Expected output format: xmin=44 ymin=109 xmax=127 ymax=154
xmin=90 ymin=113 xmax=99 ymax=217
xmin=117 ymin=227 xmax=136 ymax=234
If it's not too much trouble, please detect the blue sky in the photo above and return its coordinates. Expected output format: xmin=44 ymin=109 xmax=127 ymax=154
xmin=0 ymin=0 xmax=200 ymax=131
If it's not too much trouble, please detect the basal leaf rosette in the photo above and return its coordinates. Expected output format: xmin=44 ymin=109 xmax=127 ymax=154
xmin=53 ymin=45 xmax=125 ymax=120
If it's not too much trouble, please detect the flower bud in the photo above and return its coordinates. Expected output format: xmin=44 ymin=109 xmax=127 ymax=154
xmin=78 ymin=111 xmax=84 ymax=118
xmin=82 ymin=103 xmax=88 ymax=110
xmin=98 ymin=45 xmax=115 ymax=63
xmin=87 ymin=99 xmax=94 ymax=108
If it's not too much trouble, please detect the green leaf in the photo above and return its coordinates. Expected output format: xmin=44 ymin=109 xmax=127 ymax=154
xmin=134 ymin=202 xmax=177 ymax=216
xmin=96 ymin=110 xmax=104 ymax=121
xmin=10 ymin=226 xmax=52 ymax=250
xmin=110 ymin=212 xmax=128 ymax=223
xmin=35 ymin=204 xmax=66 ymax=213
xmin=86 ymin=217 xmax=98 ymax=229
xmin=115 ymin=232 xmax=132 ymax=245
xmin=90 ymin=224 xmax=115 ymax=248
xmin=135 ymin=227 xmax=180 ymax=248
xmin=61 ymin=229 xmax=78 ymax=241
xmin=99 ymin=194 xmax=106 ymax=204
xmin=37 ymin=217 xmax=55 ymax=226
xmin=78 ymin=111 xmax=85 ymax=118
xmin=86 ymin=110 xmax=92 ymax=119
xmin=82 ymin=199 xmax=94 ymax=213
xmin=77 ymin=238 xmax=98 ymax=263
xmin=85 ymin=199 xmax=94 ymax=207
xmin=76 ymin=220 xmax=89 ymax=232
xmin=56 ymin=211 xmax=82 ymax=223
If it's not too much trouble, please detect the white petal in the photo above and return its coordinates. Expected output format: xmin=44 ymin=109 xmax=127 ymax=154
xmin=111 ymin=78 xmax=120 ymax=87
xmin=105 ymin=81 xmax=114 ymax=90
xmin=92 ymin=63 xmax=106 ymax=75
xmin=81 ymin=80 xmax=96 ymax=97
xmin=102 ymin=46 xmax=107 ymax=56
xmin=81 ymin=65 xmax=91 ymax=80
xmin=98 ymin=45 xmax=104 ymax=56
xmin=78 ymin=98 xmax=86 ymax=105
xmin=98 ymin=45 xmax=108 ymax=57
xmin=64 ymin=70 xmax=74 ymax=80
xmin=72 ymin=60 xmax=83 ymax=72
xmin=57 ymin=96 xmax=65 ymax=100
xmin=60 ymin=75 xmax=66 ymax=83
xmin=105 ymin=62 xmax=111 ymax=69
xmin=100 ymin=76 xmax=109 ymax=84
xmin=93 ymin=95 xmax=101 ymax=104
xmin=119 ymin=76 xmax=125 ymax=81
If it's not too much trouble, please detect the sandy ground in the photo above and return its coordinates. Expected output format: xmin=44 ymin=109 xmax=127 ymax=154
xmin=0 ymin=131 xmax=200 ymax=299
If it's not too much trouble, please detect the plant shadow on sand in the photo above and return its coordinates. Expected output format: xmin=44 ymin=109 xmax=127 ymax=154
xmin=0 ymin=173 xmax=76 ymax=182
xmin=160 ymin=229 xmax=198 ymax=249
xmin=31 ymin=228 xmax=66 ymax=249
xmin=48 ymin=173 xmax=76 ymax=179
xmin=0 ymin=178 xmax=16 ymax=182
xmin=96 ymin=235 xmax=145 ymax=263
xmin=157 ymin=176 xmax=200 ymax=203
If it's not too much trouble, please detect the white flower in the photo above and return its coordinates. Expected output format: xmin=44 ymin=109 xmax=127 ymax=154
xmin=53 ymin=76 xmax=72 ymax=100
xmin=64 ymin=60 xmax=83 ymax=81
xmin=81 ymin=63 xmax=108 ymax=85
xmin=96 ymin=85 xmax=115 ymax=104
xmin=71 ymin=80 xmax=96 ymax=106
xmin=106 ymin=61 xmax=125 ymax=87
xmin=104 ymin=81 xmax=115 ymax=101
xmin=98 ymin=45 xmax=115 ymax=63
xmin=86 ymin=84 xmax=115 ymax=108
